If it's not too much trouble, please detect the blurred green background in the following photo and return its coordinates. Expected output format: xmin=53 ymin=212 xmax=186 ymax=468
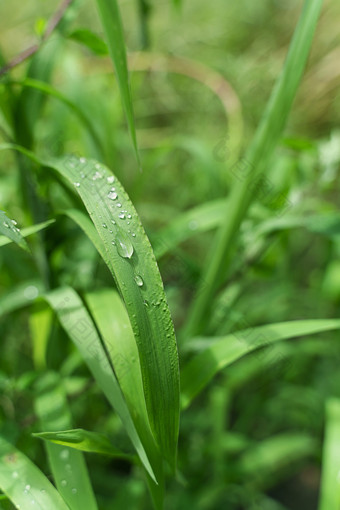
xmin=1 ymin=0 xmax=340 ymax=509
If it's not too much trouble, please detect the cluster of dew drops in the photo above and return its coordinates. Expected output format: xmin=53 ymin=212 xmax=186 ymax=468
xmin=2 ymin=217 xmax=20 ymax=234
xmin=72 ymin=158 xmax=144 ymax=289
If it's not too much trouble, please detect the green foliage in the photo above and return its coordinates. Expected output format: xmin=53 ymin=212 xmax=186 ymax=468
xmin=0 ymin=0 xmax=339 ymax=508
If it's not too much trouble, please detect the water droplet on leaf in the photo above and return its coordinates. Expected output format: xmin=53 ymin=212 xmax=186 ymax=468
xmin=116 ymin=231 xmax=134 ymax=259
xmin=134 ymin=275 xmax=144 ymax=287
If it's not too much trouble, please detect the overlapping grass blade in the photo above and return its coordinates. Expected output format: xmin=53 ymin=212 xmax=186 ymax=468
xmin=34 ymin=372 xmax=98 ymax=510
xmin=44 ymin=286 xmax=157 ymax=483
xmin=34 ymin=428 xmax=133 ymax=460
xmin=0 ymin=210 xmax=29 ymax=251
xmin=95 ymin=0 xmax=139 ymax=164
xmin=0 ymin=145 xmax=180 ymax=470
xmin=48 ymin=155 xmax=180 ymax=471
xmin=85 ymin=288 xmax=164 ymax=504
xmin=318 ymin=398 xmax=340 ymax=510
xmin=0 ymin=435 xmax=70 ymax=510
xmin=184 ymin=0 xmax=324 ymax=338
xmin=181 ymin=319 xmax=340 ymax=408
xmin=0 ymin=219 xmax=55 ymax=248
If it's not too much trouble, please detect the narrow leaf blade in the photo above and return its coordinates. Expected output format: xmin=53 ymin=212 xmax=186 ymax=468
xmin=181 ymin=319 xmax=340 ymax=408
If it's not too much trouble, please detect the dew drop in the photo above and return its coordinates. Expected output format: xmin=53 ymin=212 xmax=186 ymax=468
xmin=143 ymin=300 xmax=149 ymax=307
xmin=12 ymin=471 xmax=18 ymax=478
xmin=111 ymin=219 xmax=116 ymax=225
xmin=11 ymin=219 xmax=18 ymax=225
xmin=40 ymin=489 xmax=46 ymax=494
xmin=119 ymin=213 xmax=125 ymax=220
xmin=72 ymin=488 xmax=78 ymax=494
xmin=3 ymin=221 xmax=9 ymax=228
xmin=60 ymin=449 xmax=69 ymax=460
xmin=107 ymin=176 xmax=115 ymax=184
xmin=73 ymin=182 xmax=80 ymax=188
xmin=108 ymin=191 xmax=118 ymax=200
xmin=24 ymin=285 xmax=39 ymax=300
xmin=95 ymin=163 xmax=101 ymax=169
xmin=134 ymin=275 xmax=144 ymax=287
xmin=61 ymin=480 xmax=67 ymax=487
xmin=127 ymin=214 xmax=132 ymax=219
xmin=80 ymin=157 xmax=86 ymax=164
xmin=102 ymin=223 xmax=107 ymax=228
xmin=109 ymin=229 xmax=113 ymax=234
xmin=116 ymin=203 xmax=122 ymax=208
xmin=132 ymin=233 xmax=136 ymax=237
xmin=116 ymin=231 xmax=134 ymax=259
xmin=92 ymin=171 xmax=102 ymax=180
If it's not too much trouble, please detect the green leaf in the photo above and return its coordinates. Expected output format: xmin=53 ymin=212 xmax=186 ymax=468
xmin=69 ymin=29 xmax=109 ymax=56
xmin=85 ymin=288 xmax=164 ymax=506
xmin=184 ymin=0 xmax=324 ymax=338
xmin=44 ymin=286 xmax=157 ymax=483
xmin=0 ymin=219 xmax=55 ymax=248
xmin=181 ymin=319 xmax=340 ymax=409
xmin=0 ymin=435 xmax=70 ymax=510
xmin=34 ymin=428 xmax=133 ymax=460
xmin=49 ymin=155 xmax=180 ymax=471
xmin=319 ymin=398 xmax=340 ymax=510
xmin=95 ymin=0 xmax=140 ymax=164
xmin=0 ymin=210 xmax=29 ymax=251
xmin=34 ymin=373 xmax=98 ymax=510
xmin=0 ymin=147 xmax=180 ymax=470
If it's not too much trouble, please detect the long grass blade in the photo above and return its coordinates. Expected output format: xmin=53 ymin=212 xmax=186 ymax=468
xmin=0 ymin=435 xmax=70 ymax=510
xmin=184 ymin=0 xmax=324 ymax=339
xmin=44 ymin=286 xmax=156 ymax=482
xmin=34 ymin=372 xmax=98 ymax=510
xmin=181 ymin=319 xmax=340 ymax=409
xmin=318 ymin=398 xmax=340 ymax=510
xmin=49 ymin=155 xmax=180 ymax=470
xmin=0 ymin=144 xmax=180 ymax=469
xmin=95 ymin=0 xmax=140 ymax=164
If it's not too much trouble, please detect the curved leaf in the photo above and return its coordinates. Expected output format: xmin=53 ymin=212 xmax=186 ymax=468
xmin=34 ymin=428 xmax=133 ymax=460
xmin=0 ymin=435 xmax=70 ymax=510
xmin=181 ymin=319 xmax=340 ymax=408
xmin=44 ymin=286 xmax=157 ymax=483
xmin=48 ymin=155 xmax=180 ymax=470
xmin=0 ymin=210 xmax=29 ymax=251
xmin=0 ymin=219 xmax=55 ymax=248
